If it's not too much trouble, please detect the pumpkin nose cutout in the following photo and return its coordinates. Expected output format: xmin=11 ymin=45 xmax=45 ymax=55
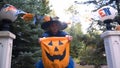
xmin=54 ymin=47 xmax=58 ymax=51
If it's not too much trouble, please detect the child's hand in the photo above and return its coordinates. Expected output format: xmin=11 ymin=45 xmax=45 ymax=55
xmin=38 ymin=37 xmax=46 ymax=43
xmin=66 ymin=35 xmax=73 ymax=41
xmin=38 ymin=38 xmax=41 ymax=43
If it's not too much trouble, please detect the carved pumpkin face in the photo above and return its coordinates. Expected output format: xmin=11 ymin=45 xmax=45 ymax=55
xmin=40 ymin=37 xmax=70 ymax=68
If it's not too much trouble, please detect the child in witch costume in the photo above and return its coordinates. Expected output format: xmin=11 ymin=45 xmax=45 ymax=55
xmin=35 ymin=16 xmax=74 ymax=68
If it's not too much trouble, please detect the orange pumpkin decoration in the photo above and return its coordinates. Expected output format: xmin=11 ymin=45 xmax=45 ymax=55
xmin=40 ymin=37 xmax=70 ymax=68
xmin=43 ymin=16 xmax=51 ymax=22
xmin=115 ymin=25 xmax=120 ymax=31
xmin=22 ymin=13 xmax=34 ymax=21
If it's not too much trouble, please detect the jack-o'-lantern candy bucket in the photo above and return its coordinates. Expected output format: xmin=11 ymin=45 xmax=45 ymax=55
xmin=0 ymin=4 xmax=18 ymax=22
xmin=40 ymin=37 xmax=70 ymax=68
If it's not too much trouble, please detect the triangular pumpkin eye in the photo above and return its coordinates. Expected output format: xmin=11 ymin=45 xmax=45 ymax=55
xmin=48 ymin=41 xmax=52 ymax=46
xmin=59 ymin=40 xmax=63 ymax=45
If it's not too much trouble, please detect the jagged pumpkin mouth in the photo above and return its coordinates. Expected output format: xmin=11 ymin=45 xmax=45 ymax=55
xmin=45 ymin=49 xmax=66 ymax=61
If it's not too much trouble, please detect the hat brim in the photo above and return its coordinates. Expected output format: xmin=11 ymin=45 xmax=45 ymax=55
xmin=41 ymin=20 xmax=67 ymax=30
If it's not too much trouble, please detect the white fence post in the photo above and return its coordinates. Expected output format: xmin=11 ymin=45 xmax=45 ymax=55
xmin=0 ymin=31 xmax=16 ymax=68
xmin=101 ymin=31 xmax=120 ymax=68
